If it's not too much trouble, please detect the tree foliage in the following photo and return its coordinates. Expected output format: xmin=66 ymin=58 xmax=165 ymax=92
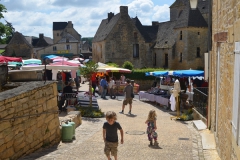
xmin=79 ymin=61 xmax=99 ymax=106
xmin=122 ymin=61 xmax=134 ymax=70
xmin=0 ymin=4 xmax=14 ymax=44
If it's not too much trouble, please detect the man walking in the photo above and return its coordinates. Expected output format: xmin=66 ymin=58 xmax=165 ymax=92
xmin=120 ymin=79 xmax=133 ymax=114
xmin=100 ymin=76 xmax=108 ymax=99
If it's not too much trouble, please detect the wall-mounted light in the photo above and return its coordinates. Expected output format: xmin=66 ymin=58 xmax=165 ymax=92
xmin=190 ymin=0 xmax=198 ymax=9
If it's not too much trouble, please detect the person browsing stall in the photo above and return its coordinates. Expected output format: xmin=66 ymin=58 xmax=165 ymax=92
xmin=119 ymin=79 xmax=133 ymax=114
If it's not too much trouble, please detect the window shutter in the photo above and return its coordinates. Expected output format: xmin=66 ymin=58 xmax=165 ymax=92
xmin=235 ymin=42 xmax=240 ymax=54
xmin=232 ymin=53 xmax=240 ymax=144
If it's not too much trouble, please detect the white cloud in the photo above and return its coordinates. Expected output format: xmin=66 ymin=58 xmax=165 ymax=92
xmin=1 ymin=0 xmax=171 ymax=38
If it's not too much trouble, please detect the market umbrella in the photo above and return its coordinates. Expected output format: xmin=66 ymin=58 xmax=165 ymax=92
xmin=172 ymin=70 xmax=204 ymax=77
xmin=98 ymin=66 xmax=131 ymax=73
xmin=145 ymin=71 xmax=169 ymax=76
xmin=50 ymin=61 xmax=81 ymax=67
xmin=0 ymin=56 xmax=22 ymax=63
xmin=22 ymin=58 xmax=42 ymax=65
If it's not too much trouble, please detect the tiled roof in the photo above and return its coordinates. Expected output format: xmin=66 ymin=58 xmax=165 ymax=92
xmin=132 ymin=17 xmax=158 ymax=43
xmin=57 ymin=32 xmax=79 ymax=43
xmin=197 ymin=0 xmax=209 ymax=14
xmin=53 ymin=22 xmax=68 ymax=30
xmin=170 ymin=0 xmax=187 ymax=8
xmin=44 ymin=37 xmax=53 ymax=44
xmin=92 ymin=13 xmax=121 ymax=42
xmin=174 ymin=8 xmax=208 ymax=29
xmin=154 ymin=21 xmax=177 ymax=49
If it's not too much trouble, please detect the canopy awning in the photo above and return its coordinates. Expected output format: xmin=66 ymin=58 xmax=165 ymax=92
xmin=0 ymin=56 xmax=22 ymax=63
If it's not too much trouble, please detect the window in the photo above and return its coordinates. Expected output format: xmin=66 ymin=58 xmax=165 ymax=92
xmin=180 ymin=53 xmax=182 ymax=62
xmin=57 ymin=33 xmax=59 ymax=36
xmin=66 ymin=38 xmax=69 ymax=43
xmin=134 ymin=32 xmax=138 ymax=38
xmin=197 ymin=47 xmax=200 ymax=57
xmin=133 ymin=44 xmax=139 ymax=58
xmin=198 ymin=32 xmax=200 ymax=35
xmin=53 ymin=46 xmax=57 ymax=51
xmin=66 ymin=45 xmax=71 ymax=50
xmin=180 ymin=31 xmax=182 ymax=40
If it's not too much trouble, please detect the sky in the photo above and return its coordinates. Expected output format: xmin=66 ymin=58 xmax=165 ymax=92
xmin=1 ymin=0 xmax=175 ymax=38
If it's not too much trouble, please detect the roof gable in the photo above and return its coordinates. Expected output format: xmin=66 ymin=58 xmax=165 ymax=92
xmin=93 ymin=13 xmax=121 ymax=42
xmin=155 ymin=21 xmax=177 ymax=48
xmin=132 ymin=17 xmax=158 ymax=43
xmin=57 ymin=32 xmax=79 ymax=43
xmin=174 ymin=8 xmax=208 ymax=29
xmin=8 ymin=32 xmax=32 ymax=48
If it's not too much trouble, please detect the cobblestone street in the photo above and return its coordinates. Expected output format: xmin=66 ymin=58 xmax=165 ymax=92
xmin=21 ymin=83 xmax=220 ymax=160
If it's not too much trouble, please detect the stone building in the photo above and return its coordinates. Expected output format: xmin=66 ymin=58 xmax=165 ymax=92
xmin=209 ymin=0 xmax=240 ymax=159
xmin=92 ymin=6 xmax=158 ymax=68
xmin=93 ymin=1 xmax=209 ymax=69
xmin=36 ymin=21 xmax=81 ymax=59
xmin=154 ymin=0 xmax=209 ymax=69
xmin=4 ymin=32 xmax=33 ymax=59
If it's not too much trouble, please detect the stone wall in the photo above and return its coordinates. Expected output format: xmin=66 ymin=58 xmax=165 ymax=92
xmin=210 ymin=0 xmax=240 ymax=159
xmin=0 ymin=81 xmax=61 ymax=160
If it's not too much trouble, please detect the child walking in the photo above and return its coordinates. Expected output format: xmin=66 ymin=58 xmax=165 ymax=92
xmin=103 ymin=111 xmax=124 ymax=160
xmin=145 ymin=110 xmax=159 ymax=146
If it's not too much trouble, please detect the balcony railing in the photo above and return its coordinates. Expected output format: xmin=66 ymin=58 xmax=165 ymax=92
xmin=192 ymin=87 xmax=208 ymax=118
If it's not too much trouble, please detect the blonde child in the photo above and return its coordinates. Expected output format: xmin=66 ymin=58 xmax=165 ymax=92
xmin=103 ymin=111 xmax=124 ymax=160
xmin=145 ymin=110 xmax=158 ymax=146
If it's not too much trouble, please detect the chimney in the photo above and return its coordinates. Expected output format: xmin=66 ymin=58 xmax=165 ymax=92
xmin=108 ymin=12 xmax=114 ymax=22
xmin=68 ymin=21 xmax=73 ymax=28
xmin=152 ymin=21 xmax=159 ymax=26
xmin=190 ymin=0 xmax=198 ymax=9
xmin=39 ymin=33 xmax=44 ymax=39
xmin=120 ymin=6 xmax=128 ymax=16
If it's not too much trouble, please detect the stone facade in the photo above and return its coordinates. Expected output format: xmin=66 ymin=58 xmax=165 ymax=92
xmin=5 ymin=32 xmax=33 ymax=58
xmin=36 ymin=42 xmax=80 ymax=59
xmin=53 ymin=21 xmax=81 ymax=44
xmin=92 ymin=6 xmax=157 ymax=68
xmin=210 ymin=0 xmax=240 ymax=159
xmin=153 ymin=0 xmax=209 ymax=70
xmin=0 ymin=81 xmax=61 ymax=159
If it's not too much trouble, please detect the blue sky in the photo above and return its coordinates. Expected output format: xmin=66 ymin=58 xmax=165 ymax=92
xmin=1 ymin=0 xmax=175 ymax=38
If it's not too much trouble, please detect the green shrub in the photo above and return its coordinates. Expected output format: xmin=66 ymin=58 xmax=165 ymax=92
xmin=76 ymin=106 xmax=105 ymax=118
xmin=122 ymin=61 xmax=134 ymax=70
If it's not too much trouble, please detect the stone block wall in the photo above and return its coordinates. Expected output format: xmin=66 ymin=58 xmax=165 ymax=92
xmin=0 ymin=81 xmax=61 ymax=160
xmin=210 ymin=0 xmax=240 ymax=159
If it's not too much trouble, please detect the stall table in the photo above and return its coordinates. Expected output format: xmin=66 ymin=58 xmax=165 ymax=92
xmin=77 ymin=93 xmax=99 ymax=109
xmin=113 ymin=83 xmax=139 ymax=95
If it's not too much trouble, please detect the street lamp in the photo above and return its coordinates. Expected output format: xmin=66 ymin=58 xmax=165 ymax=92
xmin=190 ymin=0 xmax=198 ymax=9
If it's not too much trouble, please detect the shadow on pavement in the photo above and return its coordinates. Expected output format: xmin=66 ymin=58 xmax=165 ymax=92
xmin=148 ymin=145 xmax=163 ymax=149
xmin=82 ymin=117 xmax=103 ymax=122
xmin=125 ymin=114 xmax=137 ymax=118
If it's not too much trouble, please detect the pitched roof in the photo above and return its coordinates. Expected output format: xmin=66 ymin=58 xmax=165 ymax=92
xmin=57 ymin=32 xmax=79 ymax=43
xmin=154 ymin=21 xmax=177 ymax=49
xmin=8 ymin=32 xmax=32 ymax=48
xmin=92 ymin=13 xmax=121 ymax=42
xmin=132 ymin=17 xmax=158 ymax=43
xmin=174 ymin=8 xmax=208 ymax=29
xmin=53 ymin=22 xmax=68 ymax=30
xmin=170 ymin=0 xmax=187 ymax=8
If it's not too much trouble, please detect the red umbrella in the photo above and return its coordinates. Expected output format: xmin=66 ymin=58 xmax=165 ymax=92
xmin=0 ymin=56 xmax=22 ymax=63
